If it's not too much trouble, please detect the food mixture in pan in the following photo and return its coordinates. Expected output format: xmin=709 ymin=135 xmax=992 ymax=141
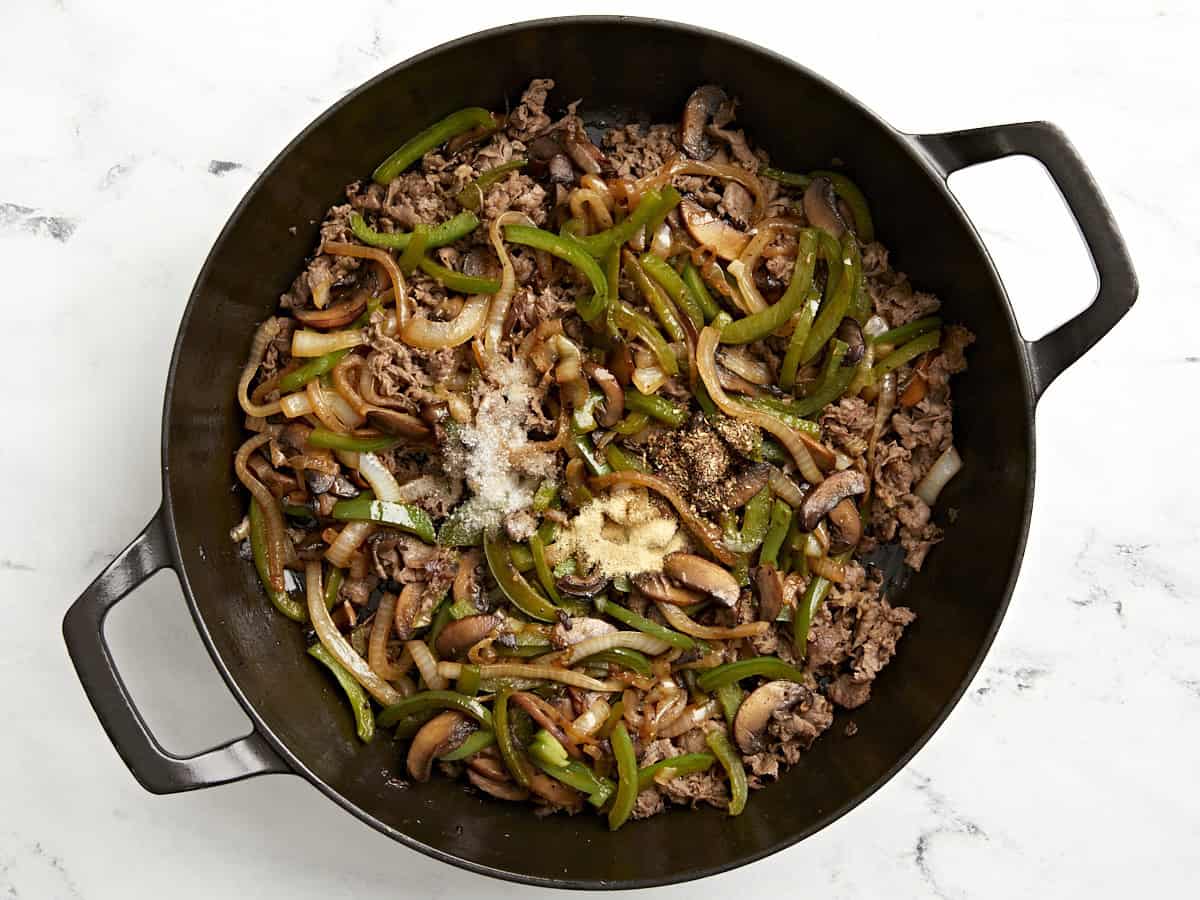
xmin=232 ymin=79 xmax=973 ymax=827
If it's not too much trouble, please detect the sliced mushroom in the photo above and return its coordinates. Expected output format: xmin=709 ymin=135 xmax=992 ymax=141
xmin=680 ymin=199 xmax=749 ymax=261
xmin=434 ymin=613 xmax=501 ymax=658
xmin=548 ymin=154 xmax=575 ymax=185
xmin=294 ymin=293 xmax=368 ymax=329
xmin=632 ymin=572 xmax=706 ymax=607
xmin=452 ymin=549 xmax=482 ymax=610
xmin=330 ymin=474 xmax=359 ymax=498
xmin=835 ymin=317 xmax=866 ymax=367
xmin=585 ymin=364 xmax=625 ymax=427
xmin=563 ymin=122 xmax=607 ymax=176
xmin=467 ymin=768 xmax=530 ymax=801
xmin=556 ymin=570 xmax=610 ymax=598
xmin=826 ymin=498 xmax=863 ymax=554
xmin=527 ymin=134 xmax=566 ymax=178
xmin=304 ymin=469 xmax=335 ymax=495
xmin=663 ymin=553 xmax=741 ymax=607
xmin=551 ymin=616 xmax=617 ymax=649
xmin=528 ymin=772 xmax=582 ymax=809
xmin=365 ymin=408 xmax=432 ymax=438
xmin=407 ymin=711 xmax=475 ymax=782
xmin=607 ymin=340 xmax=635 ymax=387
xmin=733 ymin=681 xmax=810 ymax=754
xmin=466 ymin=747 xmax=510 ymax=781
xmin=803 ymin=176 xmax=848 ymax=239
xmin=755 ymin=564 xmax=786 ymax=623
xmin=798 ymin=469 xmax=868 ymax=531
xmin=724 ymin=463 xmax=772 ymax=508
xmin=680 ymin=85 xmax=731 ymax=160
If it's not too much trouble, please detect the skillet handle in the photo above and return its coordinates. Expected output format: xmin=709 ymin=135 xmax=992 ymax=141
xmin=911 ymin=122 xmax=1138 ymax=400
xmin=62 ymin=509 xmax=290 ymax=793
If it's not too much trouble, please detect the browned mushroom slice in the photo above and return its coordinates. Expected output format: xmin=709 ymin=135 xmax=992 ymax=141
xmin=556 ymin=570 xmax=610 ymax=598
xmin=755 ymin=564 xmax=786 ymax=623
xmin=803 ymin=176 xmax=849 ymax=239
xmin=365 ymin=408 xmax=432 ymax=438
xmin=467 ymin=749 xmax=510 ymax=781
xmin=835 ymin=317 xmax=866 ymax=367
xmin=434 ymin=613 xmax=502 ymax=658
xmin=585 ymin=364 xmax=625 ymax=427
xmin=632 ymin=572 xmax=706 ymax=607
xmin=467 ymin=768 xmax=530 ymax=802
xmin=733 ymin=681 xmax=812 ymax=754
xmin=551 ymin=616 xmax=617 ymax=649
xmin=293 ymin=292 xmax=368 ymax=328
xmin=563 ymin=122 xmax=607 ymax=176
xmin=407 ymin=711 xmax=475 ymax=781
xmin=529 ymin=772 xmax=583 ymax=810
xmin=662 ymin=552 xmax=741 ymax=607
xmin=723 ymin=463 xmax=772 ymax=508
xmin=826 ymin=498 xmax=863 ymax=553
xmin=680 ymin=199 xmax=749 ymax=261
xmin=798 ymin=469 xmax=868 ymax=532
xmin=680 ymin=85 xmax=731 ymax=160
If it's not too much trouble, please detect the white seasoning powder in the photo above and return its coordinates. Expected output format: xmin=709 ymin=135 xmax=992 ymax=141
xmin=552 ymin=488 xmax=688 ymax=578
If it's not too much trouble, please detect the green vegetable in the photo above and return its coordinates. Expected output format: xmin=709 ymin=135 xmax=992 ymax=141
xmin=695 ymin=656 xmax=807 ymax=692
xmin=330 ymin=497 xmax=435 ymax=543
xmin=792 ymin=551 xmax=852 ymax=656
xmin=349 ymin=210 xmax=480 ymax=251
xmin=439 ymin=728 xmax=494 ymax=760
xmin=278 ymin=349 xmax=349 ymax=394
xmin=573 ymin=188 xmax=682 ymax=258
xmin=509 ymin=542 xmax=535 ymax=573
xmin=528 ymin=532 xmax=563 ymax=608
xmin=456 ymin=663 xmax=481 ymax=696
xmin=397 ymin=223 xmax=428 ymax=275
xmin=870 ymin=315 xmax=943 ymax=347
xmin=456 ymin=159 xmax=527 ymax=210
xmin=871 ymin=329 xmax=942 ymax=382
xmin=624 ymin=389 xmax=687 ymax=428
xmin=811 ymin=170 xmax=875 ymax=243
xmin=604 ymin=443 xmax=648 ymax=473
xmin=800 ymin=233 xmax=861 ymax=364
xmin=608 ymin=722 xmax=638 ymax=831
xmin=249 ymin=500 xmax=306 ymax=622
xmin=532 ymin=757 xmax=616 ymax=808
xmin=484 ymin=532 xmax=559 ymax=622
xmin=372 ymin=107 xmax=495 ymax=184
xmin=716 ymin=682 xmax=744 ymax=729
xmin=569 ymin=432 xmax=612 ymax=477
xmin=637 ymin=752 xmax=717 ymax=791
xmin=377 ymin=689 xmax=493 ymax=729
xmin=529 ymin=728 xmax=570 ymax=769
xmin=531 ymin=480 xmax=559 ymax=512
xmin=307 ymin=429 xmax=402 ymax=453
xmin=723 ymin=487 xmax=772 ymax=553
xmin=758 ymin=500 xmax=793 ymax=568
xmin=789 ymin=357 xmax=858 ymax=417
xmin=417 ymin=256 xmax=502 ymax=295
xmin=438 ymin=504 xmax=483 ymax=547
xmin=593 ymin=595 xmax=696 ymax=651
xmin=322 ymin=566 xmax=344 ymax=611
xmin=612 ymin=410 xmax=651 ymax=436
xmin=682 ymin=261 xmax=724 ymax=322
xmin=758 ymin=165 xmax=812 ymax=188
xmin=570 ymin=390 xmax=606 ymax=434
xmin=626 ymin=251 xmax=685 ymax=343
xmin=720 ymin=229 xmax=819 ymax=345
xmin=641 ymin=254 xmax=703 ymax=327
xmin=307 ymin=644 xmax=374 ymax=742
xmin=577 ymin=647 xmax=652 ymax=677
xmin=610 ymin=301 xmax=679 ymax=375
xmin=426 ymin=598 xmax=453 ymax=659
xmin=736 ymin=397 xmax=821 ymax=436
xmin=494 ymin=688 xmax=534 ymax=788
xmin=761 ymin=436 xmax=788 ymax=466
xmin=694 ymin=381 xmax=718 ymax=417
xmin=778 ymin=289 xmax=822 ymax=391
xmin=706 ymin=729 xmax=748 ymax=816
xmin=505 ymin=224 xmax=610 ymax=322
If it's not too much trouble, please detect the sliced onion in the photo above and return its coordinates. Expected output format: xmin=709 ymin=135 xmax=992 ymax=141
xmin=307 ymin=380 xmax=347 ymax=433
xmin=649 ymin=221 xmax=672 ymax=259
xmin=569 ymin=188 xmax=615 ymax=231
xmin=655 ymin=601 xmax=769 ymax=639
xmin=279 ymin=391 xmax=314 ymax=419
xmin=479 ymin=211 xmax=533 ymax=365
xmin=808 ymin=555 xmax=848 ymax=583
xmin=407 ymin=639 xmax=448 ymax=691
xmin=403 ymin=293 xmax=490 ymax=349
xmin=292 ymin=329 xmax=364 ymax=358
xmin=632 ymin=363 xmax=668 ymax=395
xmin=696 ymin=325 xmax=825 ymax=484
xmin=237 ymin=318 xmax=283 ymax=417
xmin=766 ymin=465 xmax=805 ymax=507
xmin=369 ymin=591 xmax=411 ymax=681
xmin=590 ymin=470 xmax=736 ymax=566
xmin=915 ymin=444 xmax=962 ymax=506
xmin=726 ymin=260 xmax=767 ymax=314
xmin=571 ymin=698 xmax=612 ymax=737
xmin=637 ymin=157 xmax=767 ymax=221
xmin=323 ymin=241 xmax=408 ymax=329
xmin=564 ymin=631 xmax=672 ymax=665
xmin=435 ymin=662 xmax=623 ymax=692
xmin=863 ymin=315 xmax=890 ymax=339
xmin=325 ymin=520 xmax=375 ymax=568
xmin=719 ymin=347 xmax=773 ymax=385
xmin=234 ymin=432 xmax=288 ymax=592
xmin=333 ymin=448 xmax=360 ymax=470
xmin=863 ymin=372 xmax=897 ymax=509
xmin=357 ymin=451 xmax=403 ymax=502
xmin=306 ymin=560 xmax=403 ymax=706
xmin=657 ymin=699 xmax=718 ymax=739
xmin=331 ymin=353 xmax=369 ymax=416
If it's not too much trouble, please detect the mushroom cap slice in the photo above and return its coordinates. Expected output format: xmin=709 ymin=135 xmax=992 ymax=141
xmin=662 ymin=552 xmax=741 ymax=607
xmin=551 ymin=616 xmax=617 ymax=649
xmin=467 ymin=768 xmax=530 ymax=801
xmin=733 ymin=680 xmax=809 ymax=754
xmin=365 ymin=407 xmax=432 ymax=438
xmin=754 ymin=564 xmax=786 ymax=623
xmin=434 ymin=613 xmax=502 ymax=658
xmin=407 ymin=711 xmax=475 ymax=782
xmin=803 ymin=176 xmax=849 ymax=238
xmin=632 ymin=572 xmax=707 ymax=607
xmin=680 ymin=199 xmax=749 ymax=261
xmin=798 ymin=469 xmax=868 ymax=532
xmin=556 ymin=570 xmax=610 ymax=598
xmin=835 ymin=317 xmax=866 ymax=367
xmin=826 ymin=498 xmax=863 ymax=554
xmin=680 ymin=85 xmax=732 ymax=160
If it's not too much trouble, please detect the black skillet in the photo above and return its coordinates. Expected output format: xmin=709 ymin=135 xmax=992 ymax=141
xmin=62 ymin=17 xmax=1136 ymax=890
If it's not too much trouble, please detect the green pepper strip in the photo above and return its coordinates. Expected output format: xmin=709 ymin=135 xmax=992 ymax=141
xmin=307 ymin=429 xmax=402 ymax=453
xmin=417 ymin=256 xmax=502 ymax=295
xmin=439 ymin=728 xmax=494 ymax=760
xmin=736 ymin=397 xmax=821 ymax=436
xmin=349 ymin=210 xmax=480 ymax=251
xmin=532 ymin=757 xmax=616 ymax=808
xmin=278 ymin=350 xmax=349 ymax=394
xmin=720 ymin=229 xmax=820 ymax=344
xmin=604 ymin=444 xmax=648 ymax=473
xmin=377 ymin=689 xmax=493 ymax=729
xmin=778 ymin=289 xmax=822 ymax=392
xmin=504 ymin=224 xmax=609 ymax=322
xmin=706 ymin=729 xmax=748 ymax=816
xmin=682 ymin=261 xmax=724 ymax=321
xmin=626 ymin=251 xmax=685 ymax=343
xmin=594 ymin=596 xmax=696 ymax=651
xmin=570 ymin=432 xmax=612 ymax=477
xmin=624 ymin=389 xmax=687 ymax=427
xmin=249 ymin=500 xmax=306 ymax=622
xmin=529 ymin=728 xmax=570 ymax=768
xmin=641 ymin=254 xmax=703 ymax=328
xmin=323 ymin=566 xmax=344 ymax=611
xmin=758 ymin=501 xmax=792 ymax=568
xmin=612 ymin=410 xmax=651 ymax=436
xmin=801 ymin=336 xmax=849 ymax=398
xmin=395 ymin=223 xmax=429 ymax=276
xmin=307 ymin=644 xmax=374 ymax=742
xmin=456 ymin=663 xmax=482 ymax=696
xmin=599 ymin=700 xmax=625 ymax=739
xmin=608 ymin=722 xmax=638 ymax=830
xmin=494 ymin=688 xmax=534 ymax=789
xmin=331 ymin=497 xmax=435 ymax=544
xmin=455 ymin=159 xmax=527 ymax=211
xmin=372 ymin=107 xmax=495 ymax=184
xmin=811 ymin=170 xmax=875 ymax=243
xmin=800 ymin=233 xmax=861 ymax=364
xmin=637 ymin=752 xmax=717 ymax=791
xmin=579 ymin=647 xmax=653 ymax=677
xmin=484 ymin=532 xmax=560 ymax=622
xmin=438 ymin=504 xmax=483 ymax=547
xmin=427 ymin=598 xmax=453 ymax=660
xmin=528 ymin=532 xmax=563 ymax=607
xmin=790 ymin=356 xmax=857 ymax=416
xmin=611 ymin=301 xmax=679 ymax=375
xmin=509 ymin=542 xmax=535 ymax=573
xmin=761 ymin=436 xmax=788 ymax=466
xmin=531 ymin=480 xmax=559 ymax=512
xmin=570 ymin=389 xmax=606 ymax=434
xmin=871 ymin=316 xmax=943 ymax=347
xmin=723 ymin=487 xmax=772 ymax=553
xmin=696 ymin=656 xmax=807 ymax=692
xmin=872 ymin=329 xmax=942 ymax=382
xmin=793 ymin=572 xmax=834 ymax=656
xmin=574 ymin=188 xmax=682 ymax=258
xmin=694 ymin=381 xmax=718 ymax=417
xmin=716 ymin=683 xmax=744 ymax=729
xmin=759 ymin=165 xmax=812 ymax=188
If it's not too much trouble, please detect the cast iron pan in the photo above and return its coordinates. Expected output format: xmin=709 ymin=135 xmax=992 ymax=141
xmin=62 ymin=17 xmax=1136 ymax=890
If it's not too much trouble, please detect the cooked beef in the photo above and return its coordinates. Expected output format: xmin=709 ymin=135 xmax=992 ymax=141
xmin=719 ymin=181 xmax=755 ymax=226
xmin=603 ymin=124 xmax=679 ymax=179
xmin=868 ymin=271 xmax=941 ymax=327
xmin=820 ymin=396 xmax=874 ymax=459
xmin=481 ymin=172 xmax=548 ymax=225
xmin=507 ymin=78 xmax=555 ymax=142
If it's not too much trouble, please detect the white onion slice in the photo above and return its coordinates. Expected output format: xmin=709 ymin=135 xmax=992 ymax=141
xmin=357 ymin=452 xmax=403 ymax=502
xmin=291 ymin=328 xmax=364 ymax=357
xmin=915 ymin=444 xmax=962 ymax=506
xmin=406 ymin=639 xmax=448 ymax=691
xmin=564 ymin=631 xmax=672 ymax=665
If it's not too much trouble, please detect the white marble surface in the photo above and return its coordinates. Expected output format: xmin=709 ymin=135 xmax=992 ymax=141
xmin=3 ymin=1 xmax=1197 ymax=896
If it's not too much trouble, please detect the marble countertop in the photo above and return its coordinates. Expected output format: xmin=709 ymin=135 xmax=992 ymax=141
xmin=3 ymin=1 xmax=1197 ymax=897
